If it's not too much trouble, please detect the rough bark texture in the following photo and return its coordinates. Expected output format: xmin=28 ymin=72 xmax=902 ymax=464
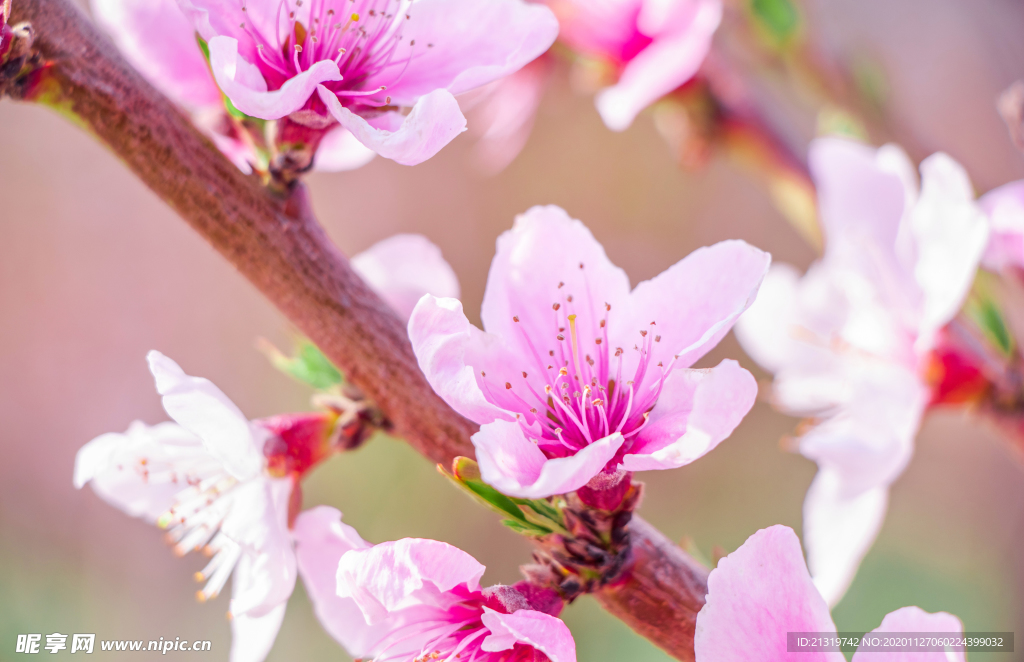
xmin=5 ymin=1 xmax=710 ymax=658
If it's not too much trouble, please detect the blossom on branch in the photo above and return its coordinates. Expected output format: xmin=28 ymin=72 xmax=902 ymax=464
xmin=694 ymin=525 xmax=966 ymax=662
xmin=293 ymin=506 xmax=576 ymax=662
xmin=182 ymin=0 xmax=556 ymax=166
xmin=75 ymin=351 xmax=324 ymax=662
xmin=735 ymin=137 xmax=989 ymax=606
xmin=90 ymin=0 xmax=371 ymax=173
xmin=409 ymin=205 xmax=768 ymax=503
xmin=91 ymin=0 xmax=558 ymax=170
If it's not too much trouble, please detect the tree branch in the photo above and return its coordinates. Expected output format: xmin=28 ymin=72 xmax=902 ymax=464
xmin=5 ymin=0 xmax=710 ymax=658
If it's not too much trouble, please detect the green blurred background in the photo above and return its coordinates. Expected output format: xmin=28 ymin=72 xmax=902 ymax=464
xmin=2 ymin=0 xmax=1024 ymax=659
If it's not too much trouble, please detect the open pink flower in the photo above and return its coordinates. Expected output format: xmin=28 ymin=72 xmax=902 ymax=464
xmin=294 ymin=506 xmax=575 ymax=662
xmin=409 ymin=205 xmax=767 ymax=500
xmin=735 ymin=137 xmax=989 ymax=606
xmin=166 ymin=0 xmax=558 ymax=166
xmin=550 ymin=0 xmax=722 ymax=131
xmin=74 ymin=235 xmax=458 ymax=662
xmin=979 ymin=179 xmax=1024 ymax=272
xmin=91 ymin=0 xmax=378 ymax=173
xmin=695 ymin=525 xmax=966 ymax=662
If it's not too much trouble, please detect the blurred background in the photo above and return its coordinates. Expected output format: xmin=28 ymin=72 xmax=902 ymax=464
xmin=2 ymin=0 xmax=1024 ymax=659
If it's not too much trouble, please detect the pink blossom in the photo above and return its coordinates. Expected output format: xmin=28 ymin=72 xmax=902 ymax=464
xmin=979 ymin=179 xmax=1024 ymax=272
xmin=734 ymin=137 xmax=989 ymax=606
xmin=551 ymin=0 xmax=722 ymax=131
xmin=465 ymin=58 xmax=551 ymax=174
xmin=294 ymin=506 xmax=576 ymax=662
xmin=694 ymin=525 xmax=966 ymax=662
xmin=90 ymin=0 xmax=377 ymax=172
xmin=75 ymin=352 xmax=315 ymax=662
xmin=408 ymin=205 xmax=768 ymax=500
xmin=171 ymin=0 xmax=559 ymax=165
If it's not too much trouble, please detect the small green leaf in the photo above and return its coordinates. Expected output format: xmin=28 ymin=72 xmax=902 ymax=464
xmin=441 ymin=458 xmax=567 ymax=537
xmin=443 ymin=458 xmax=528 ymax=523
xmin=964 ymin=272 xmax=1015 ymax=358
xmin=748 ymin=0 xmax=801 ymax=48
xmin=259 ymin=338 xmax=345 ymax=390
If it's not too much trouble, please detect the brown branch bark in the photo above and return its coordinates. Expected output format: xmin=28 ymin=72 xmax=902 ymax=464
xmin=5 ymin=0 xmax=710 ymax=658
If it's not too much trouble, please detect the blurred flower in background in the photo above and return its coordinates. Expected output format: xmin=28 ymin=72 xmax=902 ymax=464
xmin=735 ymin=137 xmax=989 ymax=606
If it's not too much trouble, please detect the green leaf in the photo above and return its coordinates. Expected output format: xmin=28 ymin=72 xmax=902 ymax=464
xmin=748 ymin=0 xmax=801 ymax=48
xmin=446 ymin=457 xmax=527 ymax=522
xmin=440 ymin=458 xmax=567 ymax=537
xmin=259 ymin=338 xmax=345 ymax=390
xmin=964 ymin=272 xmax=1014 ymax=358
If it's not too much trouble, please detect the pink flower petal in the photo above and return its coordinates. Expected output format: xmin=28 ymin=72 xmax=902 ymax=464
xmin=351 ymin=235 xmax=460 ymax=322
xmin=596 ymin=0 xmax=721 ymax=131
xmin=908 ymin=153 xmax=989 ymax=343
xmin=378 ymin=0 xmax=558 ymax=106
xmin=980 ymin=180 xmax=1024 ymax=271
xmin=337 ymin=539 xmax=486 ymax=624
xmin=176 ymin=0 xmax=269 ymax=61
xmin=408 ymin=295 xmax=523 ymax=426
xmin=622 ymin=240 xmax=770 ymax=371
xmin=229 ymin=602 xmax=287 ymax=662
xmin=91 ymin=0 xmax=221 ymax=109
xmin=852 ymin=607 xmax=966 ymax=662
xmin=479 ymin=205 xmax=632 ymax=364
xmin=474 ymin=420 xmax=625 ymax=498
xmin=733 ymin=264 xmax=804 ymax=375
xmin=694 ymin=525 xmax=843 ymax=662
xmin=312 ymin=126 xmax=377 ymax=172
xmin=810 ymin=138 xmax=907 ymax=259
xmin=208 ymin=37 xmax=341 ymax=120
xmin=803 ymin=473 xmax=888 ymax=607
xmin=74 ymin=421 xmax=209 ymax=520
xmin=146 ymin=350 xmax=263 ymax=480
xmin=318 ymin=86 xmax=466 ymax=165
xmin=469 ymin=58 xmax=550 ymax=174
xmin=293 ymin=507 xmax=394 ymax=659
xmin=225 ymin=477 xmax=297 ymax=618
xmin=480 ymin=607 xmax=578 ymax=662
xmin=623 ymin=359 xmax=757 ymax=471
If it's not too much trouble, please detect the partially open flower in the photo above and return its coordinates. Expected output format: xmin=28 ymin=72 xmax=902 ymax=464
xmin=409 ymin=205 xmax=767 ymax=501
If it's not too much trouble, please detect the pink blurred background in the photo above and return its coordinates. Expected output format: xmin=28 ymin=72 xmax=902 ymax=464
xmin=2 ymin=0 xmax=1023 ymax=659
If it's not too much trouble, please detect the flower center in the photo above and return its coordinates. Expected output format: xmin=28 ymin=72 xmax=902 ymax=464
xmin=145 ymin=464 xmax=248 ymax=602
xmin=486 ymin=268 xmax=677 ymax=458
xmin=238 ymin=0 xmax=429 ymax=106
